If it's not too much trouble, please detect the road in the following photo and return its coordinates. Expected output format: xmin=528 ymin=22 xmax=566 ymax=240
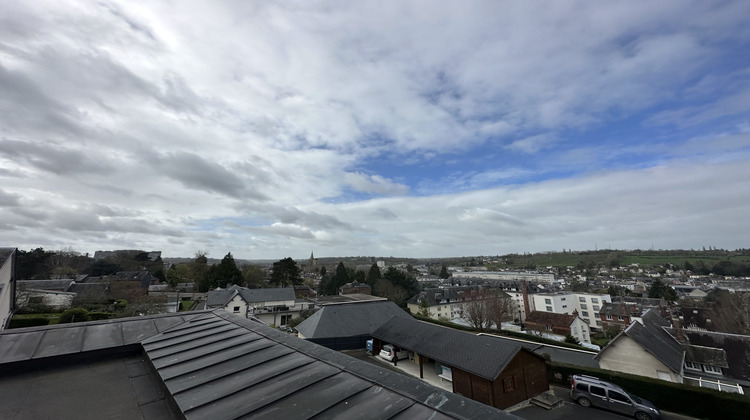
xmin=509 ymin=386 xmax=697 ymax=420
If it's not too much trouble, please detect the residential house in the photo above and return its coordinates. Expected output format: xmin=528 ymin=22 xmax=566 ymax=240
xmin=596 ymin=310 xmax=685 ymax=383
xmin=339 ymin=281 xmax=371 ymax=295
xmin=524 ymin=311 xmax=591 ymax=344
xmin=678 ymin=329 xmax=750 ymax=394
xmin=0 ymin=310 xmax=517 ymax=419
xmin=600 ymin=297 xmax=667 ymax=331
xmin=296 ymin=300 xmax=410 ymax=350
xmin=206 ymin=285 xmax=311 ymax=326
xmin=408 ymin=286 xmax=515 ymax=322
xmin=0 ymin=248 xmax=16 ymax=329
xmin=372 ymin=317 xmax=548 ymax=410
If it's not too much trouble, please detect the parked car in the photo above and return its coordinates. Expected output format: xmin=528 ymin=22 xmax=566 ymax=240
xmin=379 ymin=344 xmax=409 ymax=362
xmin=571 ymin=375 xmax=661 ymax=420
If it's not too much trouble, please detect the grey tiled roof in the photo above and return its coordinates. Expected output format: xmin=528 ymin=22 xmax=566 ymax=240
xmin=681 ymin=329 xmax=750 ymax=382
xmin=372 ymin=317 xmax=529 ymax=381
xmin=206 ymin=286 xmax=296 ymax=308
xmin=295 ymin=300 xmax=410 ymax=339
xmin=17 ymin=279 xmax=75 ymax=291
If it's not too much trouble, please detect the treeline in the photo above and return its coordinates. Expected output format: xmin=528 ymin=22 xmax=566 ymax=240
xmin=16 ymin=248 xmax=165 ymax=281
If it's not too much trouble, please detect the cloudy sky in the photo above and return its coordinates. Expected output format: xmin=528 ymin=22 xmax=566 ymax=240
xmin=1 ymin=1 xmax=749 ymax=260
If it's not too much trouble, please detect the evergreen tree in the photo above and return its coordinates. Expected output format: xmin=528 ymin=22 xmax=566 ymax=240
xmin=270 ymin=257 xmax=302 ymax=287
xmin=439 ymin=265 xmax=450 ymax=279
xmin=207 ymin=252 xmax=243 ymax=289
xmin=333 ymin=262 xmax=349 ymax=291
xmin=367 ymin=263 xmax=381 ymax=286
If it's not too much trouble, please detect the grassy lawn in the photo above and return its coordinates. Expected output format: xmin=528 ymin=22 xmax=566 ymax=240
xmin=179 ymin=300 xmax=195 ymax=311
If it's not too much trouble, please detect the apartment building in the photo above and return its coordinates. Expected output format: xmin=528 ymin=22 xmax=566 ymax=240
xmin=530 ymin=292 xmax=611 ymax=330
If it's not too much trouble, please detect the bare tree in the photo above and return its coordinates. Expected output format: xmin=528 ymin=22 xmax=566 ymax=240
xmin=462 ymin=289 xmax=514 ymax=331
xmin=49 ymin=247 xmax=80 ymax=279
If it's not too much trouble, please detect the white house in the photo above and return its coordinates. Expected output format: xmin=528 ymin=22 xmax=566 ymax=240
xmin=206 ymin=285 xmax=312 ymax=326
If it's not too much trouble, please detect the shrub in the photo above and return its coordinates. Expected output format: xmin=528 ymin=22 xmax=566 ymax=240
xmin=88 ymin=312 xmax=112 ymax=321
xmin=9 ymin=318 xmax=50 ymax=329
xmin=58 ymin=308 xmax=90 ymax=323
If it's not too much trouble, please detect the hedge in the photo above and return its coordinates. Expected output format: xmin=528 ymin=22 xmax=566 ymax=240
xmin=9 ymin=318 xmax=50 ymax=329
xmin=548 ymin=361 xmax=749 ymax=420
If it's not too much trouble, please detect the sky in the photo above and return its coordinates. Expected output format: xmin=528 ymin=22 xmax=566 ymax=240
xmin=1 ymin=1 xmax=750 ymax=260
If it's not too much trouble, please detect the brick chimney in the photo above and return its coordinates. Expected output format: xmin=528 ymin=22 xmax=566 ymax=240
xmin=521 ymin=280 xmax=531 ymax=319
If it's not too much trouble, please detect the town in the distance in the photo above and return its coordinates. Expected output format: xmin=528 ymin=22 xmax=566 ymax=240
xmin=1 ymin=247 xmax=748 ymax=419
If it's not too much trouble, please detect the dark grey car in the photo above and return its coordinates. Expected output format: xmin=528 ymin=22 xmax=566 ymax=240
xmin=570 ymin=375 xmax=662 ymax=420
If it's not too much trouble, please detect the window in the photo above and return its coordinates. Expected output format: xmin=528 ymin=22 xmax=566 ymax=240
xmin=233 ymin=306 xmax=241 ymax=313
xmin=545 ymin=298 xmax=552 ymax=304
xmin=703 ymin=365 xmax=722 ymax=374
xmin=594 ymin=313 xmax=599 ymax=319
xmin=562 ymin=305 xmax=567 ymax=308
xmin=582 ymin=311 xmax=589 ymax=317
xmin=575 ymin=383 xmax=587 ymax=392
xmin=590 ymin=386 xmax=606 ymax=397
xmin=609 ymin=390 xmax=630 ymax=403
xmin=592 ymin=298 xmax=599 ymax=303
xmin=503 ymin=376 xmax=516 ymax=392
xmin=579 ymin=297 xmax=586 ymax=302
xmin=580 ymin=304 xmax=588 ymax=310
xmin=280 ymin=314 xmax=291 ymax=325
xmin=684 ymin=362 xmax=701 ymax=371
xmin=593 ymin=305 xmax=600 ymax=311
xmin=546 ymin=306 xmax=553 ymax=312
xmin=596 ymin=320 xmax=602 ymax=326
xmin=561 ymin=297 xmax=566 ymax=301
xmin=606 ymin=314 xmax=613 ymax=320
xmin=618 ymin=316 xmax=625 ymax=321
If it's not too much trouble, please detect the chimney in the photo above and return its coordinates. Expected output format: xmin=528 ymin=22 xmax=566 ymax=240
xmin=671 ymin=314 xmax=687 ymax=344
xmin=521 ymin=280 xmax=531 ymax=318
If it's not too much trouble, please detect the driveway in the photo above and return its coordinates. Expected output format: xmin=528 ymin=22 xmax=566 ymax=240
xmin=509 ymin=385 xmax=697 ymax=420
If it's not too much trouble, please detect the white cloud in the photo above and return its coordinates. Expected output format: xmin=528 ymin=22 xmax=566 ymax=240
xmin=0 ymin=1 xmax=748 ymax=259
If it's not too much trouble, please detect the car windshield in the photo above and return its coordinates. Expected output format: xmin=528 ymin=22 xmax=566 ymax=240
xmin=627 ymin=392 xmax=642 ymax=404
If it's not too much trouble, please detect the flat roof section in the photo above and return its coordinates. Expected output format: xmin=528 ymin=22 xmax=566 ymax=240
xmin=0 ymin=353 xmax=178 ymax=420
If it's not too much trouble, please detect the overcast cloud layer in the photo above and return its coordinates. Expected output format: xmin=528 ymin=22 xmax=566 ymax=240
xmin=1 ymin=1 xmax=749 ymax=259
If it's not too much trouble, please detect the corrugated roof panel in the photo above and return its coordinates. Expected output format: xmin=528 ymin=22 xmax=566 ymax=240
xmin=0 ymin=331 xmax=45 ymax=363
xmin=166 ymin=347 xmax=303 ymax=395
xmin=311 ymin=385 xmax=414 ymax=419
xmin=144 ymin=323 xmax=238 ymax=351
xmin=156 ymin=339 xmax=283 ymax=381
xmin=81 ymin=323 xmax=124 ymax=352
xmin=156 ymin=315 xmax=225 ymax=335
xmin=181 ymin=360 xmax=340 ymax=419
xmin=144 ymin=328 xmax=249 ymax=360
xmin=150 ymin=333 xmax=264 ymax=370
xmin=33 ymin=327 xmax=85 ymax=358
xmin=244 ymin=372 xmax=371 ymax=418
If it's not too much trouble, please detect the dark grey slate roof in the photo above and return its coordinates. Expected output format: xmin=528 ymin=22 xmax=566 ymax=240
xmin=683 ymin=344 xmax=728 ymax=368
xmin=0 ymin=310 xmax=519 ymax=419
xmin=142 ymin=310 xmax=517 ymax=419
xmin=17 ymin=279 xmax=75 ymax=291
xmin=680 ymin=329 xmax=750 ymax=382
xmin=296 ymin=300 xmax=411 ymax=339
xmin=596 ymin=310 xmax=684 ymax=374
xmin=372 ymin=317 xmax=530 ymax=381
xmin=206 ymin=286 xmax=296 ymax=308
